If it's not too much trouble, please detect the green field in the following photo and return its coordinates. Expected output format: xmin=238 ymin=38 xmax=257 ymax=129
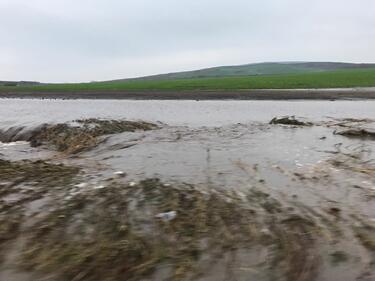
xmin=109 ymin=62 xmax=375 ymax=81
xmin=1 ymin=68 xmax=375 ymax=92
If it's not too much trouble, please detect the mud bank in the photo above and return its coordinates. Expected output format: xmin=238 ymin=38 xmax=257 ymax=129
xmin=1 ymin=88 xmax=375 ymax=100
xmin=0 ymin=119 xmax=158 ymax=154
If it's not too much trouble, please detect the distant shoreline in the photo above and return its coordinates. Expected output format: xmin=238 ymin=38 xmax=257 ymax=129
xmin=1 ymin=88 xmax=375 ymax=100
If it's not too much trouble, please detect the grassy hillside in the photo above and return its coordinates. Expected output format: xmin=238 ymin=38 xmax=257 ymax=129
xmin=1 ymin=68 xmax=375 ymax=92
xmin=111 ymin=62 xmax=375 ymax=82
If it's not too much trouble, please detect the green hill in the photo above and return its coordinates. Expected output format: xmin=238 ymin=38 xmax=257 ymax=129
xmin=110 ymin=62 xmax=375 ymax=82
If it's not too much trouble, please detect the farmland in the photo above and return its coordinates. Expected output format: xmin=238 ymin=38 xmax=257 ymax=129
xmin=1 ymin=68 xmax=375 ymax=92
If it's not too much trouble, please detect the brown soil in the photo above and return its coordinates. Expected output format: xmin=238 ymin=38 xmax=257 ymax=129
xmin=0 ymin=119 xmax=158 ymax=154
xmin=270 ymin=116 xmax=312 ymax=126
xmin=1 ymin=89 xmax=375 ymax=100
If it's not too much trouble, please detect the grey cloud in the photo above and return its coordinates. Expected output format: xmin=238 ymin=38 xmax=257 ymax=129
xmin=0 ymin=0 xmax=374 ymax=82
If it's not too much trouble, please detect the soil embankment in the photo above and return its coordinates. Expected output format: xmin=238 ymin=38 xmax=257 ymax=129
xmin=1 ymin=88 xmax=375 ymax=100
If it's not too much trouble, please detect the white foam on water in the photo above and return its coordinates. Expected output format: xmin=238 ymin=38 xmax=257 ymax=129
xmin=0 ymin=141 xmax=29 ymax=148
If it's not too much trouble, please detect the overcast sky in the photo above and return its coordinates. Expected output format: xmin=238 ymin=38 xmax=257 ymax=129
xmin=0 ymin=0 xmax=374 ymax=82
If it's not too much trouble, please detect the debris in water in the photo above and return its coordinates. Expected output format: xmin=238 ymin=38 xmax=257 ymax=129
xmin=334 ymin=128 xmax=375 ymax=140
xmin=328 ymin=207 xmax=341 ymax=216
xmin=330 ymin=251 xmax=349 ymax=265
xmin=155 ymin=210 xmax=177 ymax=222
xmin=270 ymin=116 xmax=312 ymax=126
xmin=114 ymin=171 xmax=126 ymax=177
xmin=74 ymin=183 xmax=88 ymax=188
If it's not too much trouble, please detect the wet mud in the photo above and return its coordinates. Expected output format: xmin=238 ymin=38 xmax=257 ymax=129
xmin=0 ymin=119 xmax=158 ymax=154
xmin=270 ymin=116 xmax=312 ymax=126
xmin=1 ymin=88 xmax=375 ymax=100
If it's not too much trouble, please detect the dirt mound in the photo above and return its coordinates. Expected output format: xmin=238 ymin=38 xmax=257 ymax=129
xmin=335 ymin=128 xmax=375 ymax=140
xmin=270 ymin=116 xmax=312 ymax=126
xmin=0 ymin=119 xmax=158 ymax=154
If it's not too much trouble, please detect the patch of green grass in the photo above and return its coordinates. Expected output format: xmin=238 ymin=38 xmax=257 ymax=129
xmin=1 ymin=68 xmax=375 ymax=92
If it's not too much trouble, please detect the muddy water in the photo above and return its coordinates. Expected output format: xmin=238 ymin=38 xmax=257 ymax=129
xmin=0 ymin=99 xmax=375 ymax=127
xmin=88 ymin=123 xmax=374 ymax=211
xmin=0 ymin=99 xmax=374 ymax=281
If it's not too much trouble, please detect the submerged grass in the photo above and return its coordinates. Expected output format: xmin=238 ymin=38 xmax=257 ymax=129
xmin=353 ymin=223 xmax=375 ymax=251
xmin=330 ymin=251 xmax=349 ymax=265
xmin=10 ymin=118 xmax=158 ymax=154
xmin=270 ymin=116 xmax=312 ymax=126
xmin=0 ymin=159 xmax=80 ymax=266
xmin=0 ymin=159 xmax=79 ymax=191
xmin=17 ymin=179 xmax=324 ymax=281
xmin=0 ymin=159 xmax=80 ymax=215
xmin=0 ymin=210 xmax=22 ymax=263
xmin=20 ymin=180 xmax=253 ymax=280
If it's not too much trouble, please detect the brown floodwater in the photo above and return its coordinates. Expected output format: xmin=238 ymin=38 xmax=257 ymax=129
xmin=0 ymin=99 xmax=374 ymax=281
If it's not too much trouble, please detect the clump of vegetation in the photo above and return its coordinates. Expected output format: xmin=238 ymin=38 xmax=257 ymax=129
xmin=75 ymin=119 xmax=158 ymax=134
xmin=353 ymin=224 xmax=375 ymax=251
xmin=0 ymin=159 xmax=80 ymax=217
xmin=270 ymin=116 xmax=312 ymax=126
xmin=334 ymin=128 xmax=375 ymax=140
xmin=327 ymin=153 xmax=375 ymax=177
xmin=0 ymin=212 xmax=22 ymax=264
xmin=30 ymin=119 xmax=158 ymax=154
xmin=0 ymin=159 xmax=80 ymax=266
xmin=330 ymin=251 xmax=349 ymax=265
xmin=0 ymin=159 xmax=80 ymax=188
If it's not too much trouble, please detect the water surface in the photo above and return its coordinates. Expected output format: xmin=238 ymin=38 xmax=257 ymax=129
xmin=0 ymin=99 xmax=374 ymax=127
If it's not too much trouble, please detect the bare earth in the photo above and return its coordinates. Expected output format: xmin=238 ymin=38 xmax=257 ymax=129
xmin=1 ymin=88 xmax=375 ymax=100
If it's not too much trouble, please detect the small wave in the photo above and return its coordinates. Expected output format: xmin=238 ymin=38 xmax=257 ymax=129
xmin=0 ymin=141 xmax=29 ymax=149
xmin=0 ymin=125 xmax=46 ymax=144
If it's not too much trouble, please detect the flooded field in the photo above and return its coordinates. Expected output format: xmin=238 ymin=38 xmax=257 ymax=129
xmin=0 ymin=99 xmax=374 ymax=281
xmin=1 ymin=99 xmax=375 ymax=127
